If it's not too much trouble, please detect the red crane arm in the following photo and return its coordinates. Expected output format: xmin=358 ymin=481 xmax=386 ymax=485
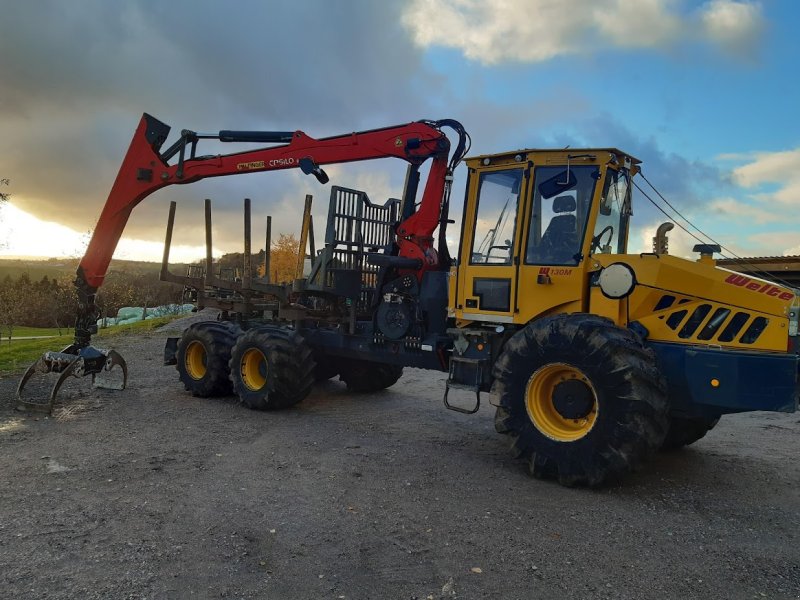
xmin=78 ymin=113 xmax=456 ymax=291
xmin=70 ymin=113 xmax=467 ymax=349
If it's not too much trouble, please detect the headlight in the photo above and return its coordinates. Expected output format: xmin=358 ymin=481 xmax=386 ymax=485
xmin=598 ymin=263 xmax=636 ymax=299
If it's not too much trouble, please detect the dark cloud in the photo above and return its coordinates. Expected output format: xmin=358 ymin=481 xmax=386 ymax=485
xmin=535 ymin=114 xmax=733 ymax=233
xmin=0 ymin=1 xmax=733 ymax=262
xmin=0 ymin=0 xmax=434 ymax=252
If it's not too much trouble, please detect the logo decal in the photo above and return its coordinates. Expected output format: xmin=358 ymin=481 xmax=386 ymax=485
xmin=724 ymin=273 xmax=794 ymax=301
xmin=268 ymin=158 xmax=297 ymax=167
xmin=236 ymin=160 xmax=266 ymax=171
xmin=539 ymin=267 xmax=573 ymax=276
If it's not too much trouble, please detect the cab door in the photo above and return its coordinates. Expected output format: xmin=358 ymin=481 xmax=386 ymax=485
xmin=456 ymin=165 xmax=528 ymax=323
xmin=515 ymin=163 xmax=601 ymax=319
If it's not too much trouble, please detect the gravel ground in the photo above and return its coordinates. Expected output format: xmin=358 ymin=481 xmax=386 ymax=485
xmin=1 ymin=311 xmax=799 ymax=599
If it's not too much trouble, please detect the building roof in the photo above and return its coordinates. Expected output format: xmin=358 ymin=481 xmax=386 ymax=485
xmin=717 ymin=255 xmax=800 ymax=287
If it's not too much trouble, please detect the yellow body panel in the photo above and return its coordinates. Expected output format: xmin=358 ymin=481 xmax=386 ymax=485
xmin=450 ymin=146 xmax=796 ymax=355
xmin=589 ymin=254 xmax=792 ymax=352
xmin=453 ymin=149 xmax=624 ymax=325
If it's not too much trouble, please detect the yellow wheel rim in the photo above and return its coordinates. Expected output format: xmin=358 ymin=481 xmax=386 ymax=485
xmin=240 ymin=348 xmax=268 ymax=391
xmin=184 ymin=341 xmax=208 ymax=380
xmin=526 ymin=363 xmax=598 ymax=442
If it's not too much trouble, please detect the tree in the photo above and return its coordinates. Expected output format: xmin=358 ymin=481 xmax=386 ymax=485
xmin=95 ymin=268 xmax=183 ymax=320
xmin=256 ymin=233 xmax=301 ymax=284
xmin=0 ymin=275 xmax=24 ymax=342
xmin=0 ymin=179 xmax=8 ymax=250
xmin=36 ymin=275 xmax=76 ymax=334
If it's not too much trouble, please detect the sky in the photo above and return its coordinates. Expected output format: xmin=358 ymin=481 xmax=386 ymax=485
xmin=0 ymin=0 xmax=798 ymax=263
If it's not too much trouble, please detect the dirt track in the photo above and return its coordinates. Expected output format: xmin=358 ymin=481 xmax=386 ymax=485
xmin=1 ymin=312 xmax=799 ymax=599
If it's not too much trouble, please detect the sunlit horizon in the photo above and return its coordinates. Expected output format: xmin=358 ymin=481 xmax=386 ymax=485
xmin=0 ymin=202 xmax=217 ymax=264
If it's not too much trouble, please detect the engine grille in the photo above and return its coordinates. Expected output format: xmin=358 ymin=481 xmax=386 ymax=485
xmin=655 ymin=294 xmax=768 ymax=345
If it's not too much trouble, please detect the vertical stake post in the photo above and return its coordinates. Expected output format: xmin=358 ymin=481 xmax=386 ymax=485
xmin=264 ymin=216 xmax=272 ymax=283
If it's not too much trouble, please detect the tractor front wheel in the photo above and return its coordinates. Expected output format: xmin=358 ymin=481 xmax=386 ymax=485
xmin=229 ymin=327 xmax=315 ymax=410
xmin=492 ymin=314 xmax=669 ymax=487
xmin=661 ymin=416 xmax=720 ymax=451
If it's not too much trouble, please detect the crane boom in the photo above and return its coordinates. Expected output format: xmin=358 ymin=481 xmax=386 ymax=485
xmin=69 ymin=113 xmax=466 ymax=350
xmin=17 ymin=112 xmax=467 ymax=410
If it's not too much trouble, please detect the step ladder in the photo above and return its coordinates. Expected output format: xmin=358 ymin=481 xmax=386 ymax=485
xmin=443 ymin=356 xmax=486 ymax=414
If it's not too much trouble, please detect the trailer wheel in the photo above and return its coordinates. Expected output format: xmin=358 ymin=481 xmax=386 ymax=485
xmin=176 ymin=321 xmax=240 ymax=397
xmin=338 ymin=359 xmax=403 ymax=393
xmin=229 ymin=327 xmax=315 ymax=410
xmin=492 ymin=314 xmax=668 ymax=487
xmin=661 ymin=416 xmax=720 ymax=451
xmin=313 ymin=353 xmax=340 ymax=382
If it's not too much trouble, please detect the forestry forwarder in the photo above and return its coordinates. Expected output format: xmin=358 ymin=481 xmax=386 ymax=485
xmin=19 ymin=113 xmax=800 ymax=487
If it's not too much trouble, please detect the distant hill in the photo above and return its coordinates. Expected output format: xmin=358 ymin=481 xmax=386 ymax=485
xmin=0 ymin=257 xmax=191 ymax=281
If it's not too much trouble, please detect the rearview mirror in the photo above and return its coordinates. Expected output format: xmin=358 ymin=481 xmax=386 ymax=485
xmin=539 ymin=170 xmax=576 ymax=199
xmin=599 ymin=194 xmax=613 ymax=216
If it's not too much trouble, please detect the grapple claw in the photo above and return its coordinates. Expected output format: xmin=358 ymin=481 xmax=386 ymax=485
xmin=16 ymin=354 xmax=82 ymax=414
xmin=92 ymin=349 xmax=128 ymax=390
xmin=15 ymin=346 xmax=128 ymax=414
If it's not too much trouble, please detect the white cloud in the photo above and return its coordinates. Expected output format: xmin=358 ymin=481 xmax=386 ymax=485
xmin=594 ymin=0 xmax=682 ymax=48
xmin=707 ymin=196 xmax=784 ymax=224
xmin=727 ymin=148 xmax=800 ymax=224
xmin=402 ymin=0 xmax=765 ymax=64
xmin=402 ymin=0 xmax=589 ymax=64
xmin=745 ymin=231 xmax=800 ymax=257
xmin=0 ymin=1 xmax=431 ymax=257
xmin=634 ymin=220 xmax=698 ymax=258
xmin=700 ymin=0 xmax=765 ymax=59
xmin=645 ymin=148 xmax=800 ymax=259
xmin=731 ymin=148 xmax=800 ymax=205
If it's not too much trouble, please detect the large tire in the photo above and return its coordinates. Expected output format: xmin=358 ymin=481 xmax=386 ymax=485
xmin=313 ymin=352 xmax=340 ymax=382
xmin=176 ymin=321 xmax=240 ymax=397
xmin=492 ymin=314 xmax=669 ymax=487
xmin=338 ymin=359 xmax=403 ymax=393
xmin=229 ymin=326 xmax=315 ymax=410
xmin=661 ymin=416 xmax=720 ymax=451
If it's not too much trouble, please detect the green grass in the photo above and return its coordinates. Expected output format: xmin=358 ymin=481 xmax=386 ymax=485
xmin=6 ymin=326 xmax=65 ymax=337
xmin=0 ymin=335 xmax=73 ymax=377
xmin=96 ymin=316 xmax=176 ymax=338
xmin=0 ymin=315 xmax=182 ymax=377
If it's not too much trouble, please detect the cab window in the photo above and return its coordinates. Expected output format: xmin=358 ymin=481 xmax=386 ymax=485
xmin=525 ymin=166 xmax=598 ymax=265
xmin=470 ymin=169 xmax=524 ymax=265
xmin=590 ymin=167 xmax=630 ymax=255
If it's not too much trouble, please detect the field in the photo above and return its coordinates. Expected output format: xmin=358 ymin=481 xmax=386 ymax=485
xmin=0 ymin=258 xmax=80 ymax=281
xmin=0 ymin=310 xmax=798 ymax=599
xmin=0 ymin=257 xmax=171 ymax=281
xmin=0 ymin=318 xmax=175 ymax=377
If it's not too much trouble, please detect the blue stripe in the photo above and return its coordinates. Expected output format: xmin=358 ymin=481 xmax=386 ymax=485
xmin=648 ymin=342 xmax=799 ymax=416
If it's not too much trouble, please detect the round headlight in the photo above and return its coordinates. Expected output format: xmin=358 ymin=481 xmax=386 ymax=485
xmin=598 ymin=263 xmax=636 ymax=299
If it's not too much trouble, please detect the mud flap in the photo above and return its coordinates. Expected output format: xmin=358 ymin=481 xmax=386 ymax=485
xmin=164 ymin=337 xmax=179 ymax=365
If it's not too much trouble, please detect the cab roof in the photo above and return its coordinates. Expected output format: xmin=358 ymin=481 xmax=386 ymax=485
xmin=465 ymin=148 xmax=642 ymax=166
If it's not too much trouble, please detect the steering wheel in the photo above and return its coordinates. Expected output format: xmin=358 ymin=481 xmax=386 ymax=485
xmin=590 ymin=225 xmax=614 ymax=254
